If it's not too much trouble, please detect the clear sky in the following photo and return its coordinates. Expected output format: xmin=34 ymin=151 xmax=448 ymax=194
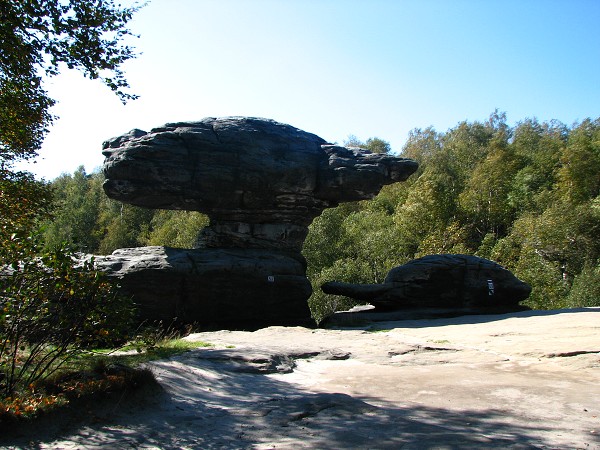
xmin=21 ymin=0 xmax=600 ymax=180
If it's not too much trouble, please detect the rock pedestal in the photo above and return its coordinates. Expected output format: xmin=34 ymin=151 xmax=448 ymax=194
xmin=99 ymin=117 xmax=418 ymax=327
xmin=89 ymin=247 xmax=312 ymax=329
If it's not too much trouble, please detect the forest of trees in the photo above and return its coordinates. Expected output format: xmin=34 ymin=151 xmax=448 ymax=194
xmin=41 ymin=112 xmax=600 ymax=323
xmin=40 ymin=168 xmax=208 ymax=254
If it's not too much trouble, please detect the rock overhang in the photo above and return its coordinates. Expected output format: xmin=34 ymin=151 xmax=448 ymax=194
xmin=96 ymin=117 xmax=419 ymax=326
xmin=102 ymin=117 xmax=418 ymax=221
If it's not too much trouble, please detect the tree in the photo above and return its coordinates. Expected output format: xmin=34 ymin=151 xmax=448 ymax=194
xmin=305 ymin=114 xmax=600 ymax=320
xmin=145 ymin=210 xmax=209 ymax=249
xmin=42 ymin=167 xmax=104 ymax=252
xmin=441 ymin=112 xmax=509 ymax=185
xmin=343 ymin=135 xmax=363 ymax=148
xmin=400 ymin=127 xmax=441 ymax=177
xmin=40 ymin=167 xmax=211 ymax=254
xmin=556 ymin=119 xmax=600 ymax=204
xmin=394 ymin=151 xmax=461 ymax=253
xmin=567 ymin=262 xmax=600 ymax=308
xmin=0 ymin=0 xmax=142 ymax=164
xmin=458 ymin=142 xmax=524 ymax=240
xmin=0 ymin=1 xmax=142 ymax=396
xmin=343 ymin=135 xmax=391 ymax=153
xmin=365 ymin=137 xmax=391 ymax=154
xmin=304 ymin=202 xmax=360 ymax=278
xmin=97 ymin=201 xmax=153 ymax=254
xmin=0 ymin=169 xmax=52 ymax=244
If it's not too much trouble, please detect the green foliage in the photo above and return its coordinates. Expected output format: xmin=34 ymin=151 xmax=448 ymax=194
xmin=25 ymin=114 xmax=600 ymax=326
xmin=303 ymin=202 xmax=360 ymax=275
xmin=0 ymin=0 xmax=142 ymax=164
xmin=42 ymin=167 xmax=103 ymax=252
xmin=305 ymin=202 xmax=408 ymax=284
xmin=0 ymin=245 xmax=135 ymax=396
xmin=96 ymin=201 xmax=154 ymax=254
xmin=0 ymin=0 xmax=146 ymax=406
xmin=39 ymin=168 xmax=210 ymax=254
xmin=416 ymin=221 xmax=471 ymax=257
xmin=556 ymin=119 xmax=600 ymax=203
xmin=566 ymin=263 xmax=600 ymax=308
xmin=0 ymin=74 xmax=54 ymax=163
xmin=509 ymin=118 xmax=564 ymax=213
xmin=343 ymin=135 xmax=391 ymax=153
xmin=145 ymin=210 xmax=209 ymax=248
xmin=400 ymin=127 xmax=442 ymax=177
xmin=365 ymin=137 xmax=391 ymax=154
xmin=304 ymin=202 xmax=410 ymax=324
xmin=0 ymin=169 xmax=53 ymax=243
xmin=39 ymin=167 xmax=151 ymax=254
xmin=307 ymin=259 xmax=372 ymax=325
xmin=304 ymin=112 xmax=600 ymax=322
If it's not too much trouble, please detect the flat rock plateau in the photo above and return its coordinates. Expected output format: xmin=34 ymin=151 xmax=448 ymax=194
xmin=3 ymin=308 xmax=599 ymax=449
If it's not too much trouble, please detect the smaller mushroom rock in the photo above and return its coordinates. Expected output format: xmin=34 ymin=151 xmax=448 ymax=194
xmin=322 ymin=254 xmax=531 ymax=312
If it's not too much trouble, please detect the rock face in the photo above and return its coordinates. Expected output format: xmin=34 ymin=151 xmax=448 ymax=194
xmin=102 ymin=117 xmax=418 ymax=251
xmin=87 ymin=247 xmax=312 ymax=328
xmin=100 ymin=117 xmax=418 ymax=327
xmin=322 ymin=254 xmax=532 ymax=313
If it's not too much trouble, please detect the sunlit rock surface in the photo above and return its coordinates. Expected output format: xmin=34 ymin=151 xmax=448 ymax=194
xmin=102 ymin=117 xmax=418 ymax=251
xmin=99 ymin=117 xmax=418 ymax=327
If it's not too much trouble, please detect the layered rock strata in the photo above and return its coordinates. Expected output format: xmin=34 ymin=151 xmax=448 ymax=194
xmin=322 ymin=254 xmax=531 ymax=313
xmin=103 ymin=117 xmax=418 ymax=251
xmin=100 ymin=117 xmax=418 ymax=326
xmin=87 ymin=247 xmax=312 ymax=328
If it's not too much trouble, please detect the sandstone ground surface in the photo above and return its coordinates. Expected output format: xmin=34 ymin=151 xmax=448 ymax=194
xmin=3 ymin=308 xmax=599 ymax=449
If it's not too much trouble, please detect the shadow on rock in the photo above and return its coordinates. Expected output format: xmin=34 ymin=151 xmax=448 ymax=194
xmin=326 ymin=306 xmax=600 ymax=330
xmin=1 ymin=344 xmax=582 ymax=449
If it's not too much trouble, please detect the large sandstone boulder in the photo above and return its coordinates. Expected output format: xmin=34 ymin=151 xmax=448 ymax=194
xmin=87 ymin=247 xmax=312 ymax=329
xmin=100 ymin=117 xmax=418 ymax=327
xmin=322 ymin=254 xmax=532 ymax=313
xmin=102 ymin=117 xmax=418 ymax=251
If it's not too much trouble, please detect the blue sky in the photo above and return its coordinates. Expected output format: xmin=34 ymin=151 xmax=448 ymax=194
xmin=22 ymin=0 xmax=600 ymax=179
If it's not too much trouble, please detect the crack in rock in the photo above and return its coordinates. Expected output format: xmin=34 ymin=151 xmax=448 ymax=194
xmin=388 ymin=345 xmax=459 ymax=357
xmin=545 ymin=350 xmax=600 ymax=358
xmin=192 ymin=348 xmax=352 ymax=374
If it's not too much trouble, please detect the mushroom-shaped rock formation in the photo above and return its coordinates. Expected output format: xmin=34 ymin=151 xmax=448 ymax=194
xmin=102 ymin=117 xmax=418 ymax=251
xmin=322 ymin=254 xmax=532 ymax=314
xmin=100 ymin=117 xmax=418 ymax=328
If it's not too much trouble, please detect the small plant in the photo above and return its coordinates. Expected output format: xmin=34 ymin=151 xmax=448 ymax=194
xmin=0 ymin=389 xmax=66 ymax=420
xmin=128 ymin=321 xmax=192 ymax=353
xmin=0 ymin=360 xmax=156 ymax=422
xmin=0 ymin=243 xmax=135 ymax=397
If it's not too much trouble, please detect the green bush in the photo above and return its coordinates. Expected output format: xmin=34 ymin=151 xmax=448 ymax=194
xmin=566 ymin=263 xmax=600 ymax=308
xmin=308 ymin=259 xmax=373 ymax=324
xmin=0 ymin=240 xmax=135 ymax=396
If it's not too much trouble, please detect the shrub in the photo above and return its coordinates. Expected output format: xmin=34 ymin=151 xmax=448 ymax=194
xmin=0 ymin=241 xmax=135 ymax=397
xmin=308 ymin=259 xmax=373 ymax=324
xmin=566 ymin=263 xmax=600 ymax=308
